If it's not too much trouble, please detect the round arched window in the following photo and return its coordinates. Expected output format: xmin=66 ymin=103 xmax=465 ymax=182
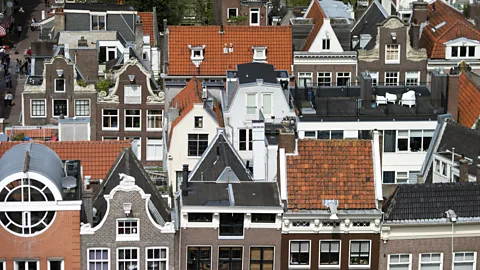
xmin=0 ymin=178 xmax=56 ymax=236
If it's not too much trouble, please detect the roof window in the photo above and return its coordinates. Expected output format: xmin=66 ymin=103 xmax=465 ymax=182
xmin=252 ymin=46 xmax=267 ymax=62
xmin=188 ymin=45 xmax=206 ymax=67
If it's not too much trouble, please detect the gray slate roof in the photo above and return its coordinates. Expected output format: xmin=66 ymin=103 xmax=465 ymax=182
xmin=350 ymin=0 xmax=388 ymax=50
xmin=384 ymin=183 xmax=480 ymax=221
xmin=64 ymin=3 xmax=135 ymax=11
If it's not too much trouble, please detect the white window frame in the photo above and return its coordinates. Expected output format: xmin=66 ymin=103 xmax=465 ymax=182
xmin=317 ymin=72 xmax=332 ymax=86
xmin=405 ymin=71 xmax=421 ymax=86
xmin=227 ymin=8 xmax=238 ymax=19
xmin=304 ymin=131 xmax=316 ymax=138
xmin=147 ymin=110 xmax=163 ymax=131
xmin=47 ymin=259 xmax=65 ymax=270
xmin=336 ymin=72 xmax=351 ymax=86
xmin=145 ymin=247 xmax=169 ymax=270
xmin=190 ymin=46 xmax=205 ymax=60
xmin=124 ymin=85 xmax=142 ymax=104
xmin=14 ymin=260 xmax=40 ymax=270
xmin=246 ymin=93 xmax=257 ymax=115
xmin=30 ymin=99 xmax=46 ymax=118
xmin=298 ymin=72 xmax=313 ymax=87
xmin=87 ymin=248 xmax=110 ymax=270
xmin=106 ymin=47 xmax=117 ymax=62
xmin=419 ymin=253 xmax=443 ymax=270
xmin=388 ymin=254 xmax=412 ymax=270
xmin=238 ymin=128 xmax=252 ymax=151
xmin=396 ymin=171 xmax=409 ymax=184
xmin=261 ymin=93 xmax=273 ymax=116
xmin=348 ymin=240 xmax=371 ymax=268
xmin=253 ymin=46 xmax=267 ymax=62
xmin=102 ymin=109 xmax=119 ymax=131
xmin=146 ymin=138 xmax=163 ymax=161
xmin=116 ymin=218 xmax=140 ymax=241
xmin=369 ymin=71 xmax=379 ymax=86
xmin=90 ymin=13 xmax=106 ymax=31
xmin=250 ymin=8 xmax=260 ymax=26
xmin=125 ymin=109 xmax=141 ymax=131
xmin=322 ymin=38 xmax=331 ymax=50
xmin=385 ymin=44 xmax=400 ymax=64
xmin=319 ymin=240 xmax=341 ymax=268
xmin=102 ymin=136 xmax=119 ymax=141
xmin=396 ymin=129 xmax=434 ymax=153
xmin=385 ymin=72 xmax=400 ymax=86
xmin=54 ymin=78 xmax=66 ymax=92
xmin=186 ymin=246 xmax=212 ymax=270
xmin=0 ymin=260 xmax=4 ymax=270
xmin=452 ymin=252 xmax=476 ymax=270
xmin=117 ymin=247 xmax=140 ymax=270
xmin=449 ymin=45 xmax=477 ymax=58
xmin=52 ymin=99 xmax=68 ymax=118
xmin=289 ymin=240 xmax=311 ymax=268
xmin=74 ymin=99 xmax=90 ymax=117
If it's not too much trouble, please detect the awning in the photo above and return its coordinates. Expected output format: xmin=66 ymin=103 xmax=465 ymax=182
xmin=0 ymin=17 xmax=11 ymax=37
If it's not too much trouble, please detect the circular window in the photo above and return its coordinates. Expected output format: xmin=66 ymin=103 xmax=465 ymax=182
xmin=0 ymin=178 xmax=56 ymax=236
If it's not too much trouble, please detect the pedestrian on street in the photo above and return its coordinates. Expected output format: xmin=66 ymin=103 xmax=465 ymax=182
xmin=17 ymin=24 xmax=22 ymax=37
xmin=3 ymin=92 xmax=8 ymax=107
xmin=6 ymin=91 xmax=13 ymax=107
xmin=15 ymin=59 xmax=21 ymax=74
xmin=6 ymin=72 xmax=12 ymax=89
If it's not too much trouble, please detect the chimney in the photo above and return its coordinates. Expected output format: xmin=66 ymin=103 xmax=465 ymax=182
xmin=410 ymin=25 xmax=420 ymax=49
xmin=182 ymin=164 xmax=189 ymax=196
xmin=430 ymin=70 xmax=448 ymax=113
xmin=360 ymin=71 xmax=373 ymax=106
xmin=447 ymin=72 xmax=461 ymax=121
xmin=64 ymin=43 xmax=70 ymax=60
xmin=476 ymin=164 xmax=480 ymax=183
xmin=54 ymin=10 xmax=65 ymax=34
xmin=82 ymin=188 xmax=93 ymax=225
xmin=78 ymin=36 xmax=88 ymax=47
xmin=279 ymin=129 xmax=295 ymax=154
xmin=135 ymin=18 xmax=144 ymax=54
xmin=459 ymin=158 xmax=469 ymax=182
xmin=411 ymin=1 xmax=429 ymax=25
xmin=252 ymin=120 xmax=266 ymax=181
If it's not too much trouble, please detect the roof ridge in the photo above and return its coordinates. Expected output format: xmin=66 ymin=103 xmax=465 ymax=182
xmin=446 ymin=117 xmax=480 ymax=136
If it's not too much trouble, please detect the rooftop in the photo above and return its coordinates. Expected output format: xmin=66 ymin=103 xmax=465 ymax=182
xmin=286 ymin=139 xmax=376 ymax=211
xmin=319 ymin=0 xmax=354 ymax=19
xmin=350 ymin=0 xmax=388 ymax=50
xmin=58 ymin=31 xmax=118 ymax=49
xmin=227 ymin=63 xmax=289 ymax=84
xmin=64 ymin=2 xmax=136 ymax=12
xmin=302 ymin=0 xmax=327 ymax=51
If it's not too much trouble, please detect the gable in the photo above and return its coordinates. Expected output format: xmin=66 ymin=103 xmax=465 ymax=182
xmin=302 ymin=0 xmax=327 ymax=51
xmin=308 ymin=19 xmax=344 ymax=52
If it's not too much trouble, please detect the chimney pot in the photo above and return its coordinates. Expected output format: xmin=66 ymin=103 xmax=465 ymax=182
xmin=459 ymin=159 xmax=469 ymax=182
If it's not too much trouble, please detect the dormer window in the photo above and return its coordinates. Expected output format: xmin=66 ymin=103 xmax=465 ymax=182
xmin=188 ymin=45 xmax=205 ymax=67
xmin=445 ymin=38 xmax=479 ymax=59
xmin=252 ymin=46 xmax=267 ymax=62
xmin=91 ymin=14 xmax=106 ymax=31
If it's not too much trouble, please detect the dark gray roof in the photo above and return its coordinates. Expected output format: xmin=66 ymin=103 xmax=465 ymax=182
xmin=93 ymin=148 xmax=170 ymax=225
xmin=189 ymin=131 xmax=252 ymax=182
xmin=438 ymin=120 xmax=480 ymax=175
xmin=235 ymin=63 xmax=287 ymax=84
xmin=384 ymin=183 xmax=480 ymax=221
xmin=64 ymin=3 xmax=135 ymax=12
xmin=350 ymin=0 xmax=388 ymax=50
xmin=332 ymin=22 xmax=352 ymax=51
xmin=182 ymin=182 xmax=281 ymax=207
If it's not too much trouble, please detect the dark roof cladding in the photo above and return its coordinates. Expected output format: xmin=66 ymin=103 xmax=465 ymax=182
xmin=64 ymin=3 xmax=135 ymax=11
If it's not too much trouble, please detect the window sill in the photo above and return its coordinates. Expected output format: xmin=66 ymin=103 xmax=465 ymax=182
xmin=288 ymin=264 xmax=311 ymax=269
xmin=348 ymin=265 xmax=371 ymax=268
xmin=116 ymin=235 xmax=140 ymax=242
xmin=54 ymin=91 xmax=66 ymax=93
xmin=75 ymin=115 xmax=90 ymax=118
xmin=125 ymin=128 xmax=141 ymax=131
xmin=102 ymin=127 xmax=120 ymax=131
xmin=146 ymin=158 xmax=163 ymax=161
xmin=318 ymin=265 xmax=340 ymax=268
xmin=384 ymin=61 xmax=400 ymax=64
xmin=147 ymin=128 xmax=162 ymax=132
xmin=30 ymin=115 xmax=46 ymax=118
xmin=218 ymin=235 xmax=244 ymax=240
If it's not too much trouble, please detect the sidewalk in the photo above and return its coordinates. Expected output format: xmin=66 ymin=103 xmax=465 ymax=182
xmin=0 ymin=0 xmax=45 ymax=126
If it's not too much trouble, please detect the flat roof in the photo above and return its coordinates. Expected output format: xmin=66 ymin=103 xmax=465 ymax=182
xmin=64 ymin=3 xmax=135 ymax=12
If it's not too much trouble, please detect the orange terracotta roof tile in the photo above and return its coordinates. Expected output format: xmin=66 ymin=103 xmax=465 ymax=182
xmin=6 ymin=128 xmax=58 ymax=139
xmin=138 ymin=12 xmax=155 ymax=46
xmin=286 ymin=139 xmax=376 ymax=210
xmin=419 ymin=0 xmax=480 ymax=59
xmin=168 ymin=26 xmax=292 ymax=76
xmin=0 ymin=141 xmax=131 ymax=180
xmin=458 ymin=72 xmax=480 ymax=128
xmin=302 ymin=0 xmax=327 ymax=51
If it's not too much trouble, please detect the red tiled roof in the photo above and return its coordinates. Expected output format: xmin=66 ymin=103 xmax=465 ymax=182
xmin=0 ymin=141 xmax=131 ymax=180
xmin=6 ymin=128 xmax=57 ymax=139
xmin=458 ymin=72 xmax=480 ymax=128
xmin=303 ymin=0 xmax=327 ymax=51
xmin=167 ymin=26 xmax=292 ymax=76
xmin=138 ymin=12 xmax=155 ymax=46
xmin=419 ymin=0 xmax=480 ymax=59
xmin=286 ymin=140 xmax=376 ymax=210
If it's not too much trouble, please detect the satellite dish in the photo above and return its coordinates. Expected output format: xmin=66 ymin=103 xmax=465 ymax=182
xmin=62 ymin=176 xmax=77 ymax=189
xmin=6 ymin=1 xmax=13 ymax=8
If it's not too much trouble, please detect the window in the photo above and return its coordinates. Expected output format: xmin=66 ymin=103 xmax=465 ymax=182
xmin=319 ymin=241 xmax=340 ymax=266
xmin=410 ymin=130 xmax=422 ymax=152
xmin=298 ymin=72 xmax=313 ymax=87
xmin=219 ymin=213 xmax=244 ymax=237
xmin=383 ymin=171 xmax=395 ymax=184
xmin=383 ymin=130 xmax=396 ymax=152
xmin=146 ymin=139 xmax=163 ymax=161
xmin=385 ymin=44 xmax=400 ymax=63
xmin=125 ymin=109 xmax=141 ymax=130
xmin=117 ymin=248 xmax=139 ymax=270
xmin=31 ymin=100 xmax=46 ymax=117
xmin=54 ymin=78 xmax=65 ymax=92
xmin=246 ymin=94 xmax=257 ymax=115
xmin=330 ymin=130 xmax=344 ymax=139
xmin=317 ymin=72 xmax=331 ymax=86
xmin=453 ymin=252 xmax=476 ymax=269
xmin=227 ymin=8 xmax=238 ymax=18
xmin=253 ymin=47 xmax=267 ymax=62
xmin=451 ymin=46 xmax=476 ymax=58
xmin=397 ymin=130 xmax=409 ymax=151
xmin=147 ymin=110 xmax=163 ymax=130
xmin=251 ymin=214 xmax=276 ymax=223
xmin=146 ymin=247 xmax=168 ymax=270
xmin=48 ymin=259 xmax=63 ymax=270
xmin=103 ymin=109 xmax=119 ymax=130
xmin=435 ymin=159 xmax=441 ymax=173
xmin=88 ymin=249 xmax=109 ymax=270
xmin=188 ymin=213 xmax=213 ymax=222
xmin=385 ymin=72 xmax=399 ymax=86
xmin=239 ymin=129 xmax=252 ymax=151
xmin=396 ymin=172 xmax=408 ymax=184
xmin=188 ymin=134 xmax=208 ymax=156
xmin=250 ymin=8 xmax=260 ymax=26
xmin=142 ymin=52 xmax=147 ymax=60
xmin=397 ymin=130 xmax=434 ymax=152
xmin=53 ymin=100 xmax=68 ymax=117
xmin=187 ymin=247 xmax=211 ymax=270
xmin=290 ymin=241 xmax=310 ymax=266
xmin=117 ymin=219 xmax=139 ymax=241
xmin=304 ymin=131 xmax=316 ymax=138
xmin=190 ymin=47 xmax=204 ymax=60
xmin=349 ymin=241 xmax=370 ymax=266
xmin=194 ymin=116 xmax=203 ymax=128
xmin=420 ymin=253 xmax=442 ymax=270
xmin=405 ymin=71 xmax=420 ymax=86
xmin=317 ymin=131 xmax=330 ymax=139
xmin=370 ymin=72 xmax=379 ymax=86
xmin=316 ymin=130 xmax=344 ymax=139
xmin=358 ymin=130 xmax=372 ymax=139
xmin=423 ymin=130 xmax=434 ymax=151
xmin=124 ymin=85 xmax=141 ymax=104
xmin=262 ymin=93 xmax=272 ymax=115
xmin=336 ymin=72 xmax=350 ymax=86
xmin=103 ymin=136 xmax=119 ymax=140
xmin=15 ymin=261 xmax=39 ymax=270
xmin=91 ymin=14 xmax=106 ymax=30
xmin=219 ymin=247 xmax=242 ymax=269
xmin=388 ymin=254 xmax=411 ymax=270
xmin=75 ymin=100 xmax=90 ymax=116
xmin=0 ymin=261 xmax=3 ymax=270
xmin=250 ymin=247 xmax=274 ymax=270
xmin=322 ymin=39 xmax=330 ymax=50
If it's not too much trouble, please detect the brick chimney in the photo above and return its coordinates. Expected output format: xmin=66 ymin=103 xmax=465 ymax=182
xmin=116 ymin=0 xmax=125 ymax=4
xmin=459 ymin=158 xmax=469 ymax=182
xmin=447 ymin=72 xmax=461 ymax=121
xmin=82 ymin=188 xmax=93 ymax=226
xmin=278 ymin=129 xmax=295 ymax=154
xmin=411 ymin=1 xmax=429 ymax=25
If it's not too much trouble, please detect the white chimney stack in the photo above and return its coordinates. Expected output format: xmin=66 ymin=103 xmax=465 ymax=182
xmin=252 ymin=120 xmax=266 ymax=181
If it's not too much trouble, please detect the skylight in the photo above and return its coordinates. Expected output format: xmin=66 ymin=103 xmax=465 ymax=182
xmin=431 ymin=21 xmax=446 ymax=32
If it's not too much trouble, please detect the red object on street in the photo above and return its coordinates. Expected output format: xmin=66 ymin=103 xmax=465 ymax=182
xmin=25 ymin=48 xmax=31 ymax=55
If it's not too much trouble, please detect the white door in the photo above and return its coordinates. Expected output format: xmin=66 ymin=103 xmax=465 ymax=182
xmin=262 ymin=93 xmax=272 ymax=116
xmin=250 ymin=9 xmax=260 ymax=26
